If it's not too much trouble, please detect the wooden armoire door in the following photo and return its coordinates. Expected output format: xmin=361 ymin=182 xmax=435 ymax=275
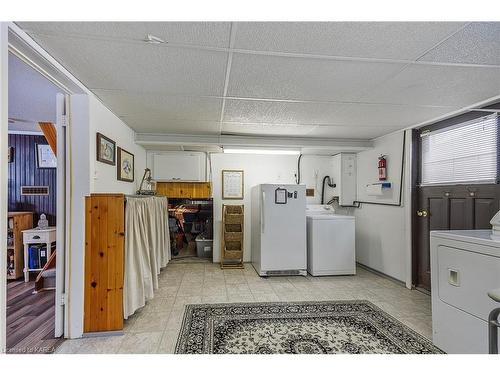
xmin=414 ymin=184 xmax=500 ymax=290
xmin=84 ymin=193 xmax=125 ymax=332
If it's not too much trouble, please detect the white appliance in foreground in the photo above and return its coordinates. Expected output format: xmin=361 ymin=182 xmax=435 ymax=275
xmin=306 ymin=205 xmax=356 ymax=276
xmin=430 ymin=230 xmax=500 ymax=353
xmin=251 ymin=184 xmax=307 ymax=276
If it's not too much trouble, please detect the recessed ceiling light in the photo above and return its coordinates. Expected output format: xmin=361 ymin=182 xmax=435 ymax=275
xmin=144 ymin=34 xmax=166 ymax=44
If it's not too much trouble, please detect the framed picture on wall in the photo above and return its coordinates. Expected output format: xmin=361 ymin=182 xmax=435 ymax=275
xmin=96 ymin=132 xmax=116 ymax=165
xmin=117 ymin=147 xmax=134 ymax=182
xmin=222 ymin=170 xmax=244 ymax=199
xmin=36 ymin=144 xmax=57 ymax=168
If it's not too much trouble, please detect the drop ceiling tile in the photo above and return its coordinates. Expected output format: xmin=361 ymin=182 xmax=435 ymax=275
xmin=329 ymin=103 xmax=456 ymax=128
xmin=223 ymin=98 xmax=454 ymax=128
xmin=307 ymin=126 xmax=401 ymax=139
xmin=420 ymin=22 xmax=500 ymax=66
xmin=121 ymin=117 xmax=221 ymax=135
xmin=20 ymin=22 xmax=231 ymax=47
xmin=27 ymin=35 xmax=227 ymax=95
xmin=221 ymin=122 xmax=316 ymax=137
xmin=94 ymin=91 xmax=222 ymax=121
xmin=223 ymin=99 xmax=345 ymax=125
xmin=234 ymin=22 xmax=465 ymax=60
xmin=227 ymin=53 xmax=405 ymax=102
xmin=362 ymin=64 xmax=500 ymax=107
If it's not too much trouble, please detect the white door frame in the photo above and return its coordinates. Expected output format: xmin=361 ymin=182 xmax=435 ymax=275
xmin=0 ymin=22 xmax=9 ymax=353
xmin=1 ymin=22 xmax=90 ymax=351
xmin=54 ymin=93 xmax=68 ymax=337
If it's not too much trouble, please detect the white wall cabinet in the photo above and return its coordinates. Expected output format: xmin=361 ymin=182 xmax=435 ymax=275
xmin=150 ymin=152 xmax=205 ymax=181
xmin=332 ymin=153 xmax=357 ymax=206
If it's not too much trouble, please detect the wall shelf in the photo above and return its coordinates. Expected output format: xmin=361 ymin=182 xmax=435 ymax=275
xmin=221 ymin=204 xmax=244 ymax=269
xmin=6 ymin=212 xmax=33 ymax=280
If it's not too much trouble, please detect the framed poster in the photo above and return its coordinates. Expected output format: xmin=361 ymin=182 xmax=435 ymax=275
xmin=222 ymin=170 xmax=244 ymax=200
xmin=36 ymin=144 xmax=57 ymax=168
xmin=117 ymin=147 xmax=134 ymax=182
xmin=96 ymin=132 xmax=116 ymax=165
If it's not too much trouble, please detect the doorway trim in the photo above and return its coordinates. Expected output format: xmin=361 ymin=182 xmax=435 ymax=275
xmin=1 ymin=22 xmax=9 ymax=353
xmin=0 ymin=21 xmax=89 ymax=352
xmin=410 ymin=105 xmax=500 ymax=289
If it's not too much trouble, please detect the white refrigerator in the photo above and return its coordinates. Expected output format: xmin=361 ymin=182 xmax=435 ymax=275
xmin=251 ymin=184 xmax=307 ymax=276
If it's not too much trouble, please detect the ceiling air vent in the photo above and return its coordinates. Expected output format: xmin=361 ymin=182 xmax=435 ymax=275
xmin=21 ymin=186 xmax=49 ymax=196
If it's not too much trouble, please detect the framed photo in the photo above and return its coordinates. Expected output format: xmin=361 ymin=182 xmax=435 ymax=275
xmin=222 ymin=170 xmax=244 ymax=200
xmin=117 ymin=147 xmax=134 ymax=182
xmin=8 ymin=146 xmax=14 ymax=163
xmin=96 ymin=132 xmax=116 ymax=165
xmin=36 ymin=144 xmax=57 ymax=168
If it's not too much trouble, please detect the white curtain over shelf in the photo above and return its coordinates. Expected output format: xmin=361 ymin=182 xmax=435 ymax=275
xmin=123 ymin=196 xmax=170 ymax=319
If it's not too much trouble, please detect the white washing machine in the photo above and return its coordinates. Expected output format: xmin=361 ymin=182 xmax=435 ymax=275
xmin=306 ymin=205 xmax=356 ymax=276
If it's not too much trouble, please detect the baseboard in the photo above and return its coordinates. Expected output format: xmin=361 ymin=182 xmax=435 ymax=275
xmin=356 ymin=262 xmax=406 ymax=288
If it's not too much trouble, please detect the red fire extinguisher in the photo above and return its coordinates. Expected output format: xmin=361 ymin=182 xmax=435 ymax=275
xmin=378 ymin=155 xmax=387 ymax=181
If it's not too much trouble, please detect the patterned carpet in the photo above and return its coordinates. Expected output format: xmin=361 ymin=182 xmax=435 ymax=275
xmin=175 ymin=300 xmax=443 ymax=354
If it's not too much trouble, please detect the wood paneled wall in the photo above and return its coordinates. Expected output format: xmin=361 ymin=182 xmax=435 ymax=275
xmin=8 ymin=134 xmax=57 ymax=226
xmin=84 ymin=193 xmax=124 ymax=333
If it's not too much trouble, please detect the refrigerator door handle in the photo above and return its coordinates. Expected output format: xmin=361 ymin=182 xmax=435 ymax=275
xmin=261 ymin=191 xmax=265 ymax=234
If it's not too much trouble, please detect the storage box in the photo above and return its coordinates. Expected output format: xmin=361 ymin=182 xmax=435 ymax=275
xmin=195 ymin=234 xmax=213 ymax=258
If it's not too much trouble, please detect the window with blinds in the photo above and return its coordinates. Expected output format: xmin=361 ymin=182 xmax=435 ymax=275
xmin=420 ymin=114 xmax=499 ymax=186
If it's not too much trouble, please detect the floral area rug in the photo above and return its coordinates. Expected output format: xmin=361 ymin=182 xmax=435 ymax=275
xmin=175 ymin=300 xmax=443 ymax=354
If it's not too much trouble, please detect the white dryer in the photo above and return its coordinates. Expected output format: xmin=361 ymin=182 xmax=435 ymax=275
xmin=430 ymin=230 xmax=500 ymax=353
xmin=306 ymin=205 xmax=356 ymax=276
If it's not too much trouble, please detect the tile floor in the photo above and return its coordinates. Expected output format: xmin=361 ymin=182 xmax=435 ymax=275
xmin=56 ymin=262 xmax=432 ymax=354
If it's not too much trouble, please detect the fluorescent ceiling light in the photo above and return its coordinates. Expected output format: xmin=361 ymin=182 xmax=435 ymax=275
xmin=223 ymin=148 xmax=300 ymax=155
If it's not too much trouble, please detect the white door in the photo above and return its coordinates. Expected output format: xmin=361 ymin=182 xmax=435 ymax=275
xmin=54 ymin=93 xmax=67 ymax=337
xmin=261 ymin=184 xmax=306 ymax=271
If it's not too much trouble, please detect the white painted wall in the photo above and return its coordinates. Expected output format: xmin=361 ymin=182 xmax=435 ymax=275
xmin=356 ymin=131 xmax=405 ymax=205
xmin=353 ymin=130 xmax=412 ymax=285
xmin=8 ymin=53 xmax=61 ymax=126
xmin=210 ymin=153 xmax=338 ymax=262
xmin=88 ymin=95 xmax=146 ymax=194
xmin=66 ymin=94 xmax=146 ymax=338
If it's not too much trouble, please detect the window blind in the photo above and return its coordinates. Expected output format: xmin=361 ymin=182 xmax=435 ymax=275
xmin=420 ymin=114 xmax=498 ymax=186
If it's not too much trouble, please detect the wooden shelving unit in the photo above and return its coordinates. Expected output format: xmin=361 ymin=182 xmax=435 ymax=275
xmin=221 ymin=204 xmax=244 ymax=269
xmin=7 ymin=212 xmax=33 ymax=280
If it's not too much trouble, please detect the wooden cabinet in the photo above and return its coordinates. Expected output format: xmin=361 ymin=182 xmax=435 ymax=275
xmin=7 ymin=212 xmax=33 ymax=280
xmin=84 ymin=193 xmax=124 ymax=333
xmin=157 ymin=182 xmax=211 ymax=199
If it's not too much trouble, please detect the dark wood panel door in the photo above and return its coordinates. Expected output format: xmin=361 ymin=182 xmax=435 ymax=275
xmin=414 ymin=184 xmax=500 ymax=291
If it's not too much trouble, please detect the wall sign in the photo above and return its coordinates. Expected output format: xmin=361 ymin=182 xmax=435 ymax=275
xmin=222 ymin=170 xmax=244 ymax=200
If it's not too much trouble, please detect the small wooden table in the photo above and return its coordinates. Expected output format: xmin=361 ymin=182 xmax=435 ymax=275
xmin=22 ymin=227 xmax=56 ymax=283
